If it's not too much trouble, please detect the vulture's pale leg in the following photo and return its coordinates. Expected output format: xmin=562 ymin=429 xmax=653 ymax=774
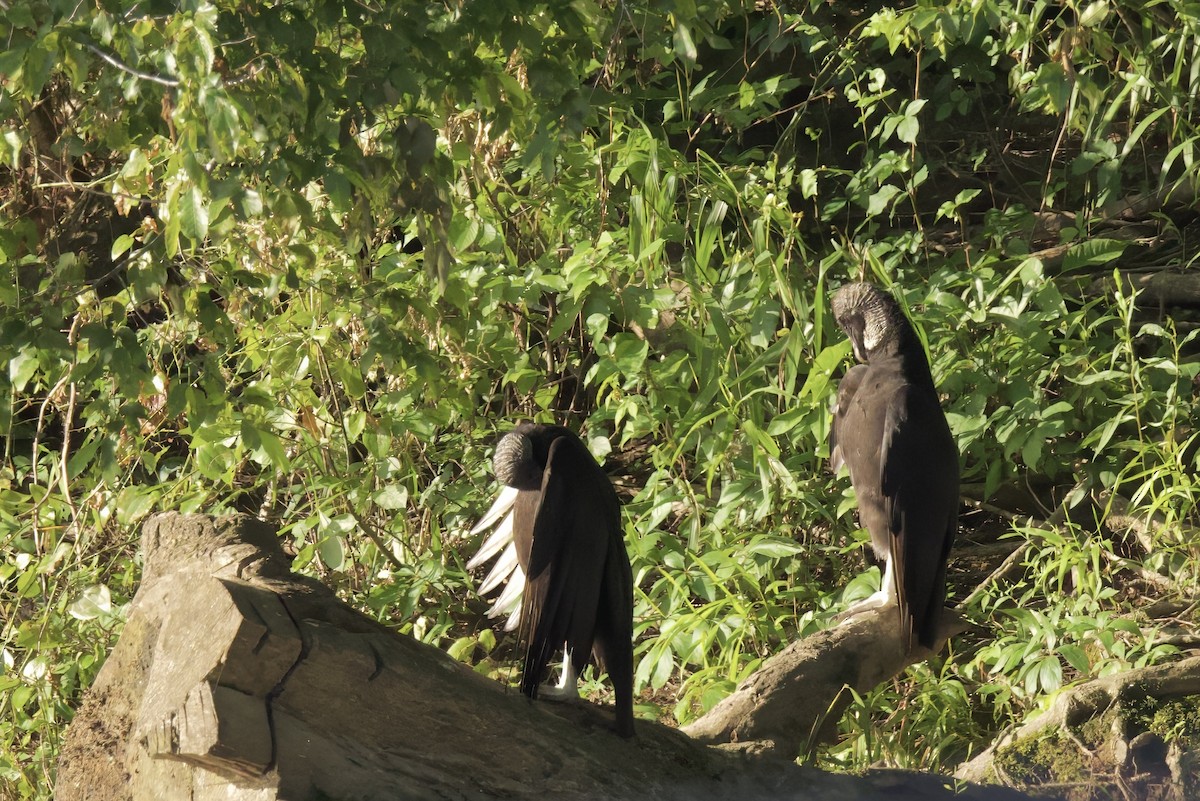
xmin=538 ymin=649 xmax=580 ymax=701
xmin=840 ymin=556 xmax=896 ymax=619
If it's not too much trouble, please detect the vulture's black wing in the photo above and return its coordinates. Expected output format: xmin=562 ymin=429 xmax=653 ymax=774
xmin=831 ymin=362 xmax=893 ymax=558
xmin=829 ymin=363 xmax=868 ymax=476
xmin=470 ymin=422 xmax=635 ymax=737
xmin=591 ymin=523 xmax=635 ymax=737
xmin=879 ymin=383 xmax=959 ymax=650
xmin=519 ymin=435 xmax=623 ymax=702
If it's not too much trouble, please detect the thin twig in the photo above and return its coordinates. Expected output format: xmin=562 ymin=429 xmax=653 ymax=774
xmin=58 ymin=379 xmax=79 ymax=523
xmin=1099 ymin=549 xmax=1177 ymax=593
xmin=958 ymin=540 xmax=1029 ymax=610
xmin=957 ymin=479 xmax=1086 ymax=608
xmin=30 ymin=373 xmax=71 ymax=551
xmin=350 ymin=511 xmax=407 ymax=574
xmin=84 ymin=42 xmax=180 ymax=87
xmin=57 ymin=314 xmax=84 ymax=529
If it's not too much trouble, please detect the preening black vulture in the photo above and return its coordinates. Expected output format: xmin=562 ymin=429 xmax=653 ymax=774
xmin=468 ymin=422 xmax=635 ymax=737
xmin=829 ymin=282 xmax=959 ymax=651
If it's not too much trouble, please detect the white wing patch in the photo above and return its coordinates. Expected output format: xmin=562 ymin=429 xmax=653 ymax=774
xmin=467 ymin=501 xmax=515 ymax=569
xmin=489 ymin=561 xmax=525 ymax=632
xmin=467 ymin=486 xmax=524 ymax=631
xmin=469 ymin=485 xmax=519 ymax=539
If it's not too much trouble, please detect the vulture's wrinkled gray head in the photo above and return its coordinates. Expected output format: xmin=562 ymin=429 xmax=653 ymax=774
xmin=832 ymin=282 xmax=909 ymax=362
xmin=493 ymin=430 xmax=538 ymax=488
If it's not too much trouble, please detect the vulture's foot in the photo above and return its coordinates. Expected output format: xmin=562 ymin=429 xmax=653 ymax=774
xmin=538 ymin=657 xmax=580 ymax=702
xmin=537 ymin=683 xmax=581 ymax=703
xmin=834 ymin=587 xmax=894 ymax=625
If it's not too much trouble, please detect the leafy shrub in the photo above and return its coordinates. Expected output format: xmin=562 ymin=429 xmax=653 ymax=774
xmin=3 ymin=0 xmax=1200 ymax=796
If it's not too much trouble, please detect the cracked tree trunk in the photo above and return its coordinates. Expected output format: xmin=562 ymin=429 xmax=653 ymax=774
xmin=56 ymin=513 xmax=1029 ymax=801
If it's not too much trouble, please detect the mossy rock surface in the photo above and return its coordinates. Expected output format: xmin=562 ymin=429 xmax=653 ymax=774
xmin=993 ymin=692 xmax=1200 ymax=801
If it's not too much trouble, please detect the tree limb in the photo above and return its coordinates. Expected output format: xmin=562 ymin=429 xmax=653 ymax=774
xmin=55 ymin=513 xmax=1030 ymax=801
xmin=682 ymin=608 xmax=970 ymax=760
xmin=956 ymin=654 xmax=1200 ymax=795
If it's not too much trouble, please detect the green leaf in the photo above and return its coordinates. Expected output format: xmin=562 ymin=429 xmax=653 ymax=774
xmin=115 ymin=485 xmax=158 ymax=525
xmin=2 ymin=128 xmax=23 ymax=168
xmin=765 ymin=405 xmax=807 ymax=437
xmin=1059 ymin=644 xmax=1090 ymax=673
xmin=799 ymin=168 xmax=818 ymax=199
xmin=9 ymin=348 xmax=38 ymax=390
xmin=255 ymin=428 xmax=291 ymax=470
xmin=1040 ymin=401 xmax=1075 ymax=418
xmin=1028 ymin=62 xmax=1073 ymax=114
xmin=938 ymin=187 xmax=983 ymax=221
xmin=609 ymin=334 xmax=649 ymax=376
xmin=1037 ymin=656 xmax=1062 ymax=693
xmin=317 ymin=535 xmax=345 ymax=571
xmin=344 ymin=410 xmax=367 ymax=442
xmin=896 ymin=114 xmax=919 ymax=144
xmin=1062 ymin=238 xmax=1128 ymax=272
xmin=325 ymin=171 xmax=353 ymax=212
xmin=338 ymin=361 xmax=367 ymax=399
xmin=446 ymin=636 xmax=476 ymax=662
xmin=240 ymin=188 xmax=263 ymax=217
xmin=179 ymin=184 xmax=209 ymax=242
xmin=163 ymin=200 xmax=181 ymax=258
xmin=652 ymin=645 xmax=674 ymax=689
xmin=866 ymin=184 xmax=902 ymax=216
xmin=205 ymin=95 xmax=241 ymax=158
xmin=673 ymin=23 xmax=697 ymax=65
xmin=796 ymin=339 xmax=852 ymax=401
xmin=111 ymin=233 xmax=135 ymax=260
xmin=375 ymin=484 xmax=410 ymax=510
xmin=68 ymin=585 xmax=112 ymax=621
xmin=588 ymin=434 xmax=612 ymax=462
xmin=1079 ymin=1 xmax=1109 ymax=27
xmin=744 ymin=536 xmax=803 ymax=558
xmin=449 ymin=215 xmax=479 ymax=252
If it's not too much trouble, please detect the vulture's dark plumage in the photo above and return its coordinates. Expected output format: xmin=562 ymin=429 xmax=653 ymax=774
xmin=468 ymin=423 xmax=635 ymax=737
xmin=830 ymin=282 xmax=959 ymax=651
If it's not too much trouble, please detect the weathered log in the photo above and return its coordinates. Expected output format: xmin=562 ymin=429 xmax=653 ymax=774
xmin=56 ymin=513 xmax=1031 ymax=801
xmin=1091 ymin=270 xmax=1200 ymax=308
xmin=683 ymin=608 xmax=968 ymax=758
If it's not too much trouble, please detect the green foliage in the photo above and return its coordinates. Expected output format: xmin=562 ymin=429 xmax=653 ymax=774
xmin=1140 ymin=696 xmax=1200 ymax=749
xmin=3 ymin=0 xmax=1200 ymax=797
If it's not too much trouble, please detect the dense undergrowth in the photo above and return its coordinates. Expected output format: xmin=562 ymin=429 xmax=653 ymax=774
xmin=3 ymin=0 xmax=1200 ymax=797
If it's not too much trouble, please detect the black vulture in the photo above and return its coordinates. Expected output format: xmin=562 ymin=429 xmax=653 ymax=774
xmin=829 ymin=282 xmax=959 ymax=651
xmin=468 ymin=422 xmax=635 ymax=737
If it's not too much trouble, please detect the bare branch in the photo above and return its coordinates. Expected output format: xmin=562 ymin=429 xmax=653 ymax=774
xmin=84 ymin=43 xmax=180 ymax=87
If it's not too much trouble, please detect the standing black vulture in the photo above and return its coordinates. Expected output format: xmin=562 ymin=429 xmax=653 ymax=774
xmin=468 ymin=422 xmax=635 ymax=737
xmin=829 ymin=282 xmax=959 ymax=651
